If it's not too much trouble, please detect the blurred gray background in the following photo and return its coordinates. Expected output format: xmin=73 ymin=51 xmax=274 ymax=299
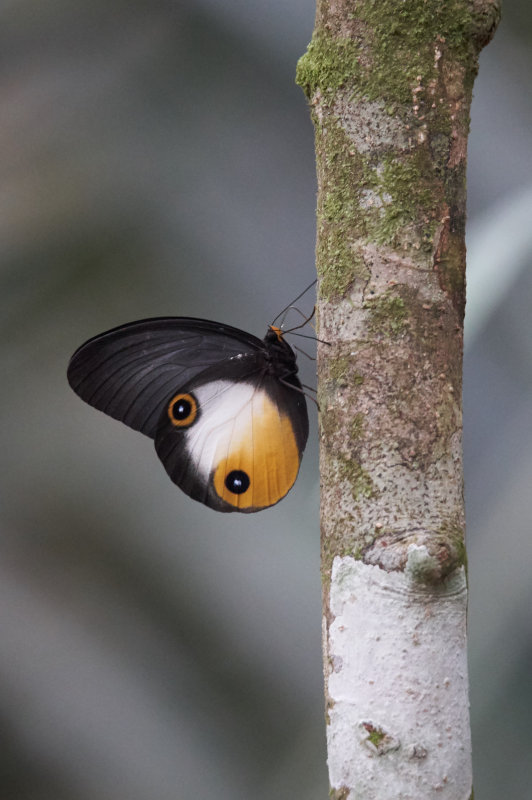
xmin=1 ymin=1 xmax=530 ymax=798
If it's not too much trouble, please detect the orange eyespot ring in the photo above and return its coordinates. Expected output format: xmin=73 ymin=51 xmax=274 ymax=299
xmin=167 ymin=393 xmax=198 ymax=427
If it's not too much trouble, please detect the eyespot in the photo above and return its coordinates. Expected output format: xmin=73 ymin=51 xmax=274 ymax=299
xmin=167 ymin=393 xmax=198 ymax=427
xmin=224 ymin=470 xmax=250 ymax=495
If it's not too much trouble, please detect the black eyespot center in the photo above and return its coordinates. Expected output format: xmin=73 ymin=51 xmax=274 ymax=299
xmin=174 ymin=398 xmax=191 ymax=419
xmin=225 ymin=470 xmax=250 ymax=495
xmin=168 ymin=392 xmax=198 ymax=427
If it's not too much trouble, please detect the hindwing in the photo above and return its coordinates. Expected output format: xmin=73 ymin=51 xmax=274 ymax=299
xmin=154 ymin=367 xmax=308 ymax=513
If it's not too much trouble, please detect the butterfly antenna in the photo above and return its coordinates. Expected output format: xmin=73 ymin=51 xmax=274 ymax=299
xmin=284 ymin=305 xmax=316 ymax=333
xmin=276 ymin=304 xmax=313 ymax=328
xmin=289 ymin=331 xmax=331 ymax=346
xmin=271 ymin=279 xmax=317 ymax=326
xmin=276 ymin=305 xmax=331 ymax=346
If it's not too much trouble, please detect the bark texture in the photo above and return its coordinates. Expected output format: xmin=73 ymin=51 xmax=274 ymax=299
xmin=297 ymin=1 xmax=500 ymax=797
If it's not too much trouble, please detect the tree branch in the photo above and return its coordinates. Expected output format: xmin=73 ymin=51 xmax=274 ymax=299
xmin=297 ymin=1 xmax=500 ymax=797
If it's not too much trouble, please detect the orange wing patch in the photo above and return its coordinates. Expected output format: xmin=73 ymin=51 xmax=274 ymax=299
xmin=212 ymin=390 xmax=300 ymax=510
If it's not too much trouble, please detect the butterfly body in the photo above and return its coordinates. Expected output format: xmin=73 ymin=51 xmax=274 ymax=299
xmin=68 ymin=318 xmax=309 ymax=512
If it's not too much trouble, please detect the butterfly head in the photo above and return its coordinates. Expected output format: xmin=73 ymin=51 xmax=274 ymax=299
xmin=268 ymin=325 xmax=284 ymax=342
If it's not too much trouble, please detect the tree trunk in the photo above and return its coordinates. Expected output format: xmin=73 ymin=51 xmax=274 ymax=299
xmin=296 ymin=1 xmax=500 ymax=797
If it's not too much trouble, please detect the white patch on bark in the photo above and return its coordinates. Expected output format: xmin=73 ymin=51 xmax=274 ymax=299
xmin=333 ymin=93 xmax=413 ymax=154
xmin=326 ymin=556 xmax=471 ymax=798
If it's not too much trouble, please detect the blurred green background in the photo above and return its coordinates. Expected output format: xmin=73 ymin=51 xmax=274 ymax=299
xmin=1 ymin=1 xmax=531 ymax=798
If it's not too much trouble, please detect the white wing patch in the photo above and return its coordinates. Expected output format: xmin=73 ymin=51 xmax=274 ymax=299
xmin=186 ymin=381 xmax=257 ymax=480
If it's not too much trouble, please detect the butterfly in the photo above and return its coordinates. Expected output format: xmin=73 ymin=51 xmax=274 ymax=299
xmin=67 ymin=296 xmax=313 ymax=513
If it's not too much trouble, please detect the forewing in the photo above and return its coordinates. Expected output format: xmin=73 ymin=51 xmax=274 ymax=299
xmin=67 ymin=318 xmax=262 ymax=438
xmin=154 ymin=373 xmax=308 ymax=513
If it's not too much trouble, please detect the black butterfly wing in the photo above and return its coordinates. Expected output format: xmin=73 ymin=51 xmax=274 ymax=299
xmin=67 ymin=317 xmax=263 ymax=438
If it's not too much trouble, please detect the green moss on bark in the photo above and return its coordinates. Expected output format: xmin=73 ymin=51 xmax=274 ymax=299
xmin=318 ymin=230 xmax=366 ymax=299
xmin=349 ymin=412 xmax=365 ymax=440
xmin=329 ymin=787 xmax=350 ymax=800
xmin=365 ymin=291 xmax=408 ymax=336
xmin=326 ymin=354 xmax=361 ymax=389
xmin=355 ymin=0 xmax=476 ymax=104
xmin=439 ymin=519 xmax=468 ymax=571
xmin=297 ymin=1 xmax=477 ymax=106
xmin=316 ymin=122 xmax=373 ymax=299
xmin=328 ymin=354 xmax=350 ymax=384
xmin=338 ymin=455 xmax=375 ymax=500
xmin=296 ymin=34 xmax=360 ymax=98
xmin=295 ymin=1 xmax=485 ymax=302
xmin=370 ymin=151 xmax=440 ymax=248
xmin=364 ymin=724 xmax=387 ymax=747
